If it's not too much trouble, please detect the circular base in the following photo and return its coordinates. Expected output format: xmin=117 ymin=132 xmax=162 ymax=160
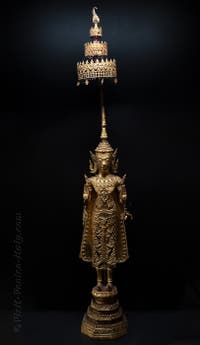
xmin=81 ymin=314 xmax=128 ymax=340
xmin=81 ymin=285 xmax=128 ymax=340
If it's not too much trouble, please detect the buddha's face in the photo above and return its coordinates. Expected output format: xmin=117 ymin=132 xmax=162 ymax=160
xmin=96 ymin=152 xmax=111 ymax=175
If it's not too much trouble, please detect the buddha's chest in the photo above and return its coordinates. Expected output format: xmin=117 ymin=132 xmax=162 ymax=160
xmin=91 ymin=178 xmax=117 ymax=210
xmin=91 ymin=177 xmax=116 ymax=195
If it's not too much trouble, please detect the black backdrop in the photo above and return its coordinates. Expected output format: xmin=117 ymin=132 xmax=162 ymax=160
xmin=10 ymin=0 xmax=200 ymax=311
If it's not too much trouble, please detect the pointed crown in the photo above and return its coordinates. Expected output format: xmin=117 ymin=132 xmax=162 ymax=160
xmin=95 ymin=139 xmax=114 ymax=153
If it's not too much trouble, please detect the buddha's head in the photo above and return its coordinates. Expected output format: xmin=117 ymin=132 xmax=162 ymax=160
xmin=89 ymin=139 xmax=118 ymax=175
xmin=96 ymin=152 xmax=112 ymax=175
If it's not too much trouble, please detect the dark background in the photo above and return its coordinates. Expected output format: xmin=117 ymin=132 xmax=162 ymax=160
xmin=8 ymin=0 xmax=200 ymax=312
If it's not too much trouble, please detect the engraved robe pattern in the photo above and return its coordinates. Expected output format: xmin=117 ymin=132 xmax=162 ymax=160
xmin=80 ymin=175 xmax=129 ymax=268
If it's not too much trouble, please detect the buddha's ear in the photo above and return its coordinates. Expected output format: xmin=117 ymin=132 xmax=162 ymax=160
xmin=89 ymin=150 xmax=97 ymax=174
xmin=111 ymin=148 xmax=119 ymax=173
xmin=121 ymin=174 xmax=126 ymax=184
xmin=113 ymin=148 xmax=118 ymax=157
xmin=90 ymin=150 xmax=96 ymax=162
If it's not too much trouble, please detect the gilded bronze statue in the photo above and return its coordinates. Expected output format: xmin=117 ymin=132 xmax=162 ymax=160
xmin=76 ymin=7 xmax=132 ymax=340
xmin=80 ymin=108 xmax=130 ymax=291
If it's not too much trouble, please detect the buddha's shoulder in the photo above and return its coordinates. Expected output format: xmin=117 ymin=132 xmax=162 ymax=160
xmin=87 ymin=176 xmax=95 ymax=182
xmin=103 ymin=174 xmax=124 ymax=184
xmin=114 ymin=175 xmax=124 ymax=184
xmin=84 ymin=175 xmax=93 ymax=184
xmin=86 ymin=176 xmax=97 ymax=186
xmin=112 ymin=174 xmax=126 ymax=185
xmin=87 ymin=174 xmax=124 ymax=184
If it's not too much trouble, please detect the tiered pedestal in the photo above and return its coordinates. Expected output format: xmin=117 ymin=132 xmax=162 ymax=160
xmin=81 ymin=285 xmax=128 ymax=340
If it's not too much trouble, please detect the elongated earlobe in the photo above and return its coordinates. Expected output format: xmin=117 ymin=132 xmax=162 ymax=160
xmin=89 ymin=150 xmax=98 ymax=174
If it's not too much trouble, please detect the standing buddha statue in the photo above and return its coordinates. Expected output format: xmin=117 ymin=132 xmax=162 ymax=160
xmin=77 ymin=7 xmax=132 ymax=340
xmin=80 ymin=108 xmax=130 ymax=290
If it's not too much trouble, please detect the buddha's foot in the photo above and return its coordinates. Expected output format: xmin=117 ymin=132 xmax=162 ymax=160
xmin=96 ymin=283 xmax=104 ymax=291
xmin=106 ymin=283 xmax=113 ymax=291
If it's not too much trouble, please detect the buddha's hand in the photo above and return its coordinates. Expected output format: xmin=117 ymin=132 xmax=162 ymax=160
xmin=83 ymin=175 xmax=92 ymax=201
xmin=83 ymin=185 xmax=91 ymax=201
xmin=83 ymin=192 xmax=88 ymax=201
xmin=119 ymin=184 xmax=127 ymax=204
xmin=124 ymin=208 xmax=133 ymax=221
xmin=120 ymin=194 xmax=127 ymax=203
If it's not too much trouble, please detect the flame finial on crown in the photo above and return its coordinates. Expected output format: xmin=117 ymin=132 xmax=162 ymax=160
xmin=92 ymin=7 xmax=100 ymax=24
xmin=90 ymin=7 xmax=102 ymax=38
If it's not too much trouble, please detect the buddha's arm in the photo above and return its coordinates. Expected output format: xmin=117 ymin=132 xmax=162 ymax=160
xmin=83 ymin=181 xmax=92 ymax=202
xmin=117 ymin=176 xmax=133 ymax=221
xmin=117 ymin=178 xmax=127 ymax=205
xmin=82 ymin=180 xmax=92 ymax=226
xmin=120 ymin=184 xmax=127 ymax=204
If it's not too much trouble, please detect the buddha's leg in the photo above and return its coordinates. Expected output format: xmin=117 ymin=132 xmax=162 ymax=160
xmin=107 ymin=267 xmax=113 ymax=289
xmin=96 ymin=268 xmax=103 ymax=289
